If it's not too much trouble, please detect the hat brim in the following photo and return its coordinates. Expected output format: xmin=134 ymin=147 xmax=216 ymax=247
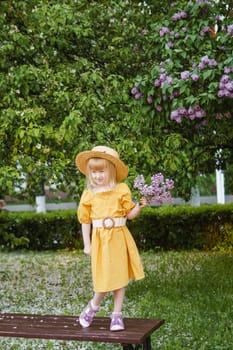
xmin=75 ymin=150 xmax=128 ymax=181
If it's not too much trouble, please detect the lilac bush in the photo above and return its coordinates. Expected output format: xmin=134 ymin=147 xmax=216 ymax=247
xmin=131 ymin=0 xmax=233 ymax=125
xmin=130 ymin=0 xmax=233 ymax=200
xmin=170 ymin=105 xmax=206 ymax=123
xmin=172 ymin=11 xmax=188 ymax=21
xmin=218 ymin=70 xmax=233 ymax=98
xmin=134 ymin=173 xmax=174 ymax=205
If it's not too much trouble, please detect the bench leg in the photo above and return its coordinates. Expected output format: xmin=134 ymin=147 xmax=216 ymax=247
xmin=122 ymin=336 xmax=152 ymax=350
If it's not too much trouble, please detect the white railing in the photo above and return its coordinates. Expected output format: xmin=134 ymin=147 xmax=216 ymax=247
xmin=5 ymin=196 xmax=233 ymax=212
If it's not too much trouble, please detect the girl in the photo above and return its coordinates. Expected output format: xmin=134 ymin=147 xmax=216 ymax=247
xmin=75 ymin=145 xmax=146 ymax=331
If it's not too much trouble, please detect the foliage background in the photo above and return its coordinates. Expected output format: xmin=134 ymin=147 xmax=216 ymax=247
xmin=1 ymin=0 xmax=233 ymax=202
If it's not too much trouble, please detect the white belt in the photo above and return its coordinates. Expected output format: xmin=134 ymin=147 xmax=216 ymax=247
xmin=92 ymin=217 xmax=127 ymax=229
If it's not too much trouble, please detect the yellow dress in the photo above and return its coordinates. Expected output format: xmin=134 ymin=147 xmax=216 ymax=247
xmin=77 ymin=183 xmax=144 ymax=292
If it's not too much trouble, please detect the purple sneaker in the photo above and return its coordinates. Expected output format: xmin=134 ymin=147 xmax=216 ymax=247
xmin=79 ymin=302 xmax=99 ymax=328
xmin=110 ymin=313 xmax=125 ymax=331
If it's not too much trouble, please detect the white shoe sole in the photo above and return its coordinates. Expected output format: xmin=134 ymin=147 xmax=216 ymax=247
xmin=79 ymin=317 xmax=91 ymax=328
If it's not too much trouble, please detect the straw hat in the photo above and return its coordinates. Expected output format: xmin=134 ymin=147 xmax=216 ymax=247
xmin=75 ymin=145 xmax=128 ymax=181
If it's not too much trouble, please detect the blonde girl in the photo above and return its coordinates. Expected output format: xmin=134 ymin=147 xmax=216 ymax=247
xmin=75 ymin=145 xmax=146 ymax=331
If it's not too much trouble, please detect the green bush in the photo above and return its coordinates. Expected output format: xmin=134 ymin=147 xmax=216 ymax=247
xmin=0 ymin=204 xmax=233 ymax=251
xmin=128 ymin=204 xmax=233 ymax=251
xmin=0 ymin=210 xmax=82 ymax=250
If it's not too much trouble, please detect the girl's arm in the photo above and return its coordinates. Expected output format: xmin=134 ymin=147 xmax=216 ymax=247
xmin=127 ymin=197 xmax=147 ymax=220
xmin=81 ymin=223 xmax=92 ymax=255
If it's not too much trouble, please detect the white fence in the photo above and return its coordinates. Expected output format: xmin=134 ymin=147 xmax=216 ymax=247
xmin=5 ymin=195 xmax=233 ymax=212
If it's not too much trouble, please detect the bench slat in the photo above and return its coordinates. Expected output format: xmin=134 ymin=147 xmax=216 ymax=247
xmin=0 ymin=313 xmax=164 ymax=345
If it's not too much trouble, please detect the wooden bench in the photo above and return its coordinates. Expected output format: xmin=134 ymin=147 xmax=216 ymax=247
xmin=0 ymin=313 xmax=164 ymax=349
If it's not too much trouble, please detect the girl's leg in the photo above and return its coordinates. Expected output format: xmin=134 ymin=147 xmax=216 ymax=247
xmin=110 ymin=287 xmax=125 ymax=331
xmin=113 ymin=287 xmax=125 ymax=313
xmin=79 ymin=292 xmax=107 ymax=328
xmin=92 ymin=291 xmax=107 ymax=307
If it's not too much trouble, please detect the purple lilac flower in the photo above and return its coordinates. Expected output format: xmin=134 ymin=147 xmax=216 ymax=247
xmin=172 ymin=11 xmax=187 ymax=21
xmin=191 ymin=73 xmax=199 ymax=81
xmin=219 ymin=82 xmax=225 ymax=90
xmin=170 ymin=105 xmax=206 ymax=122
xmin=216 ymin=112 xmax=232 ymax=119
xmin=170 ymin=110 xmax=179 ymax=120
xmin=194 ymin=105 xmax=206 ymax=118
xmin=165 ymin=178 xmax=175 ymax=190
xmin=172 ymin=13 xmax=180 ymax=21
xmin=134 ymin=92 xmax=143 ymax=100
xmin=188 ymin=107 xmax=194 ymax=115
xmin=209 ymin=59 xmax=217 ymax=67
xmin=225 ymin=112 xmax=232 ymax=118
xmin=226 ymin=82 xmax=233 ymax=91
xmin=198 ymin=62 xmax=205 ymax=70
xmin=154 ymin=72 xmax=173 ymax=88
xmin=154 ymin=79 xmax=161 ymax=87
xmin=133 ymin=175 xmax=145 ymax=191
xmin=198 ymin=55 xmax=217 ymax=69
xmin=167 ymin=41 xmax=174 ymax=49
xmin=218 ymin=74 xmax=233 ymax=98
xmin=181 ymin=70 xmax=190 ymax=80
xmin=131 ymin=87 xmax=139 ymax=95
xmin=227 ymin=25 xmax=233 ymax=36
xmin=220 ymin=75 xmax=229 ymax=84
xmin=224 ymin=67 xmax=232 ymax=74
xmin=195 ymin=110 xmax=206 ymax=118
xmin=134 ymin=173 xmax=174 ymax=205
xmin=216 ymin=113 xmax=223 ymax=119
xmin=166 ymin=76 xmax=173 ymax=84
xmin=202 ymin=55 xmax=211 ymax=64
xmin=200 ymin=26 xmax=210 ymax=36
xmin=159 ymin=27 xmax=170 ymax=37
xmin=188 ymin=107 xmax=195 ymax=120
xmin=160 ymin=73 xmax=167 ymax=83
xmin=155 ymin=105 xmax=163 ymax=112
xmin=179 ymin=11 xmax=187 ymax=19
xmin=147 ymin=96 xmax=153 ymax=104
xmin=170 ymin=110 xmax=182 ymax=123
xmin=179 ymin=108 xmax=188 ymax=116
xmin=218 ymin=90 xmax=225 ymax=98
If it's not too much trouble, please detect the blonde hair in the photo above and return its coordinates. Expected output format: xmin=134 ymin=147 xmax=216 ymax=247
xmin=86 ymin=158 xmax=117 ymax=189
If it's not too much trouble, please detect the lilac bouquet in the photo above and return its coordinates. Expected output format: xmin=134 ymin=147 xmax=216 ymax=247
xmin=133 ymin=173 xmax=174 ymax=205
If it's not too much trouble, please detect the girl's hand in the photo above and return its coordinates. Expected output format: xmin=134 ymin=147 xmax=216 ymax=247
xmin=139 ymin=197 xmax=147 ymax=208
xmin=84 ymin=245 xmax=91 ymax=256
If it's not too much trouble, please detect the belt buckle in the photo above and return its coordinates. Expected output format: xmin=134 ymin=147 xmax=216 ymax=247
xmin=103 ymin=217 xmax=115 ymax=229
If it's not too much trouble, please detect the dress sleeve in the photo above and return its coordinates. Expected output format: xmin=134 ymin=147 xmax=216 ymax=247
xmin=119 ymin=183 xmax=136 ymax=214
xmin=77 ymin=189 xmax=92 ymax=224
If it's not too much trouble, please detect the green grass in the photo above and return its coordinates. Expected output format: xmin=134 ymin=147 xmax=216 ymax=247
xmin=0 ymin=250 xmax=233 ymax=349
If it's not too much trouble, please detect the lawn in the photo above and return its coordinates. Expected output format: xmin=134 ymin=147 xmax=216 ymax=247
xmin=0 ymin=250 xmax=233 ymax=349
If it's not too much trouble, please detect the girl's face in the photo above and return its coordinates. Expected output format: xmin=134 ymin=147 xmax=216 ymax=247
xmin=87 ymin=158 xmax=116 ymax=189
xmin=90 ymin=168 xmax=109 ymax=187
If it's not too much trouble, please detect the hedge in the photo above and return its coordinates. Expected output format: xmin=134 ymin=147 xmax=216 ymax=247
xmin=0 ymin=204 xmax=233 ymax=251
xmin=128 ymin=204 xmax=233 ymax=252
xmin=0 ymin=210 xmax=81 ymax=250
